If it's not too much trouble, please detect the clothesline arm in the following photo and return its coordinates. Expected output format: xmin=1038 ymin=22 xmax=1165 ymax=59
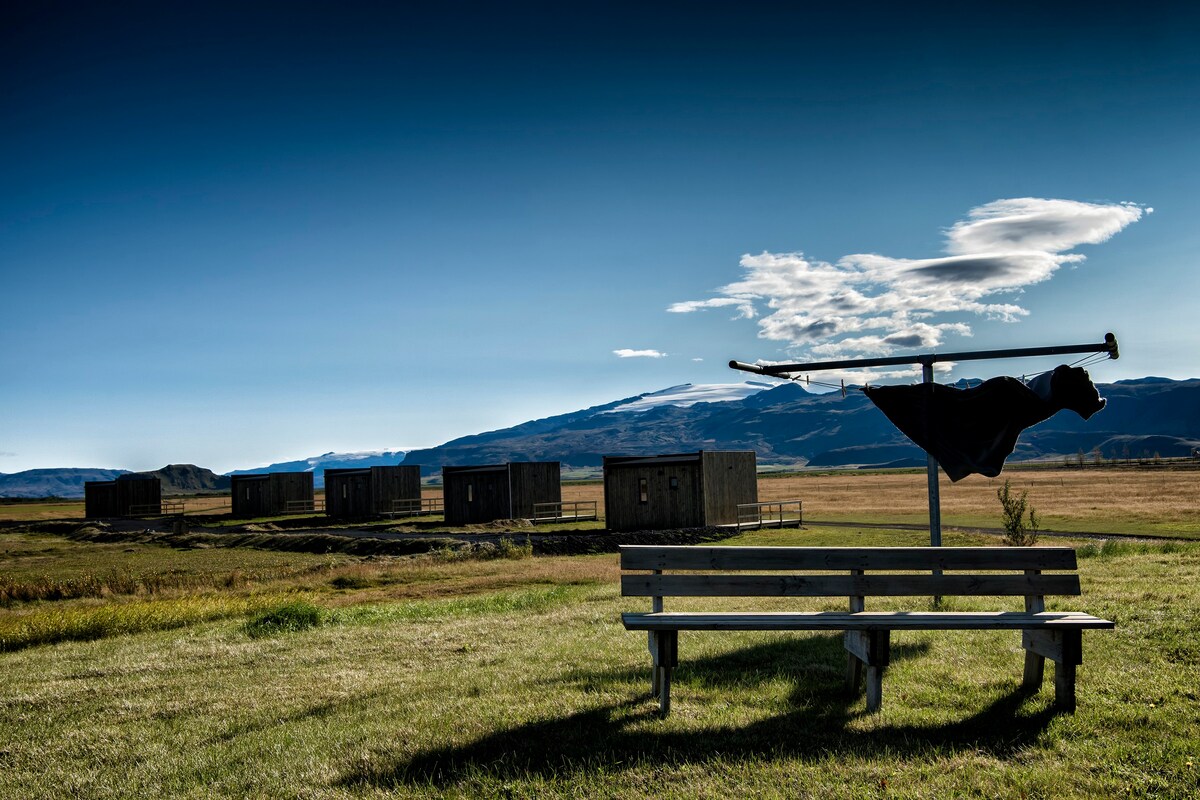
xmin=729 ymin=333 xmax=1118 ymax=377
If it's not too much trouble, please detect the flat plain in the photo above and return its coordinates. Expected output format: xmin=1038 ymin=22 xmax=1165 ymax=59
xmin=1 ymin=468 xmax=1197 ymax=798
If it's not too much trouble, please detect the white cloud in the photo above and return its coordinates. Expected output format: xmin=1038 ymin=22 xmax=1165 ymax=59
xmin=692 ymin=357 xmax=704 ymax=362
xmin=944 ymin=198 xmax=1144 ymax=255
xmin=670 ymin=197 xmax=1147 ymax=358
xmin=667 ymin=297 xmax=756 ymax=319
xmin=613 ymin=348 xmax=667 ymax=359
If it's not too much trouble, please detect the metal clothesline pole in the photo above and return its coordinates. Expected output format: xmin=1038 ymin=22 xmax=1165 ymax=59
xmin=730 ymin=333 xmax=1119 ymax=547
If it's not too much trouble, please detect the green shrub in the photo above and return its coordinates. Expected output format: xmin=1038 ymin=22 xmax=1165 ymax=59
xmin=495 ymin=536 xmax=534 ymax=560
xmin=244 ymin=600 xmax=323 ymax=638
xmin=997 ymin=478 xmax=1039 ymax=546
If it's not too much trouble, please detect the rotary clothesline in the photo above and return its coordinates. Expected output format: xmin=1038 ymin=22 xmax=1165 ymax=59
xmin=729 ymin=333 xmax=1120 ymax=546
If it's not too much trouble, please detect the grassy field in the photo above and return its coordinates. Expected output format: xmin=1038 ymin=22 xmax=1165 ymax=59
xmin=5 ymin=467 xmax=1199 ymax=539
xmin=1 ymin=473 xmax=1198 ymax=798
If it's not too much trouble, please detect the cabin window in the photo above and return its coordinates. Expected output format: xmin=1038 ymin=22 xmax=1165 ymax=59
xmin=468 ymin=484 xmax=474 ymax=502
xmin=342 ymin=485 xmax=348 ymax=499
xmin=669 ymin=476 xmax=678 ymax=490
xmin=245 ymin=488 xmax=250 ymax=500
xmin=639 ymin=478 xmax=648 ymax=504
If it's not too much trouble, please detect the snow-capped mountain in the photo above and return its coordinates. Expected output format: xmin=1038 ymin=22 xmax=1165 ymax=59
xmin=606 ymin=382 xmax=774 ymax=413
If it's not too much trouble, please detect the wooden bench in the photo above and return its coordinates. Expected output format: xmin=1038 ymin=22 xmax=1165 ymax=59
xmin=620 ymin=545 xmax=1114 ymax=716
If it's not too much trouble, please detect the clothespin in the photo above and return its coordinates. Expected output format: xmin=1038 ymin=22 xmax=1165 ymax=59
xmin=840 ymin=379 xmax=846 ymax=398
xmin=805 ymin=375 xmax=810 ymax=386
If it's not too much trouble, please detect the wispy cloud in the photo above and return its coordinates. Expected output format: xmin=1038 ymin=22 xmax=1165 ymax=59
xmin=0 ymin=451 xmax=15 ymax=458
xmin=670 ymin=198 xmax=1147 ymax=358
xmin=613 ymin=348 xmax=667 ymax=359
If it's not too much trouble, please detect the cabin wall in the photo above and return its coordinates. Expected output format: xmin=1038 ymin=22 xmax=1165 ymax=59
xmin=232 ymin=472 xmax=314 ymax=517
xmin=84 ymin=482 xmax=121 ymax=519
xmin=368 ymin=466 xmax=421 ymax=514
xmin=84 ymin=477 xmax=162 ymax=518
xmin=507 ymin=462 xmax=561 ymax=519
xmin=324 ymin=469 xmax=371 ymax=518
xmin=443 ymin=467 xmax=510 ymax=525
xmin=325 ymin=466 xmax=418 ymax=518
xmin=270 ymin=471 xmax=315 ymax=513
xmin=700 ymin=451 xmax=758 ymax=525
xmin=231 ymin=475 xmax=270 ymax=517
xmin=121 ymin=476 xmax=162 ymax=513
xmin=603 ymin=459 xmax=705 ymax=532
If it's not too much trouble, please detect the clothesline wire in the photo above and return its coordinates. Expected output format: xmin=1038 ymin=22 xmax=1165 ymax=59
xmin=777 ymin=351 xmax=1115 ymax=394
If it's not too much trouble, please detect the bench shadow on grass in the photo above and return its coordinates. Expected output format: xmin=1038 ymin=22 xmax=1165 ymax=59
xmin=339 ymin=634 xmax=1060 ymax=789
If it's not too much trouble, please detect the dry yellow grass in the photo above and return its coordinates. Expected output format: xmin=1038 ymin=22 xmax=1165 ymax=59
xmin=558 ymin=468 xmax=1200 ymax=534
xmin=758 ymin=468 xmax=1200 ymax=532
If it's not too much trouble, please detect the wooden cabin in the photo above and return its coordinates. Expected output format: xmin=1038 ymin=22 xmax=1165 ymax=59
xmin=84 ymin=474 xmax=162 ymax=518
xmin=324 ymin=465 xmax=421 ymax=518
xmin=602 ymin=450 xmax=757 ymax=532
xmin=230 ymin=472 xmax=314 ymax=517
xmin=442 ymin=462 xmax=561 ymax=525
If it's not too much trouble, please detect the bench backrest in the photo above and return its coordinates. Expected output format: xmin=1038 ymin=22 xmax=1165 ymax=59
xmin=620 ymin=546 xmax=1081 ymax=603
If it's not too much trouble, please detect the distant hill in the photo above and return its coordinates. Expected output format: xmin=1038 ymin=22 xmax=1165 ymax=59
xmin=143 ymin=464 xmax=231 ymax=495
xmin=226 ymin=450 xmax=408 ymax=488
xmin=0 ymin=468 xmax=128 ymax=499
xmin=0 ymin=464 xmax=229 ymax=499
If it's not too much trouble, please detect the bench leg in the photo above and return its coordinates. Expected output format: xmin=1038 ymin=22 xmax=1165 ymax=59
xmin=648 ymin=630 xmax=678 ymax=716
xmin=845 ymin=652 xmax=863 ymax=693
xmin=1022 ymin=651 xmax=1045 ymax=690
xmin=1055 ymin=661 xmax=1077 ymax=713
xmin=865 ymin=666 xmax=884 ymax=713
xmin=648 ymin=632 xmax=661 ymax=698
xmin=1022 ymin=629 xmax=1082 ymax=712
xmin=844 ymin=630 xmax=890 ymax=712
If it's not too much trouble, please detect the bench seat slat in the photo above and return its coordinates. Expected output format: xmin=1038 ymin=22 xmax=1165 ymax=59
xmin=622 ymin=610 xmax=1115 ymax=632
xmin=622 ymin=573 xmax=1081 ymax=598
xmin=619 ymin=545 xmax=1078 ymax=572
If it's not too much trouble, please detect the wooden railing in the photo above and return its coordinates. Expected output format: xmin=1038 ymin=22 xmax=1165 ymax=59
xmin=389 ymin=497 xmax=443 ymax=518
xmin=127 ymin=502 xmax=181 ymax=517
xmin=283 ymin=498 xmax=324 ymax=514
xmin=532 ymin=500 xmax=599 ymax=523
xmin=736 ymin=499 xmax=803 ymax=529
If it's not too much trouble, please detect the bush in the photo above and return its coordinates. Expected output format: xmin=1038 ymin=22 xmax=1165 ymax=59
xmin=244 ymin=600 xmax=323 ymax=638
xmin=495 ymin=536 xmax=533 ymax=560
xmin=996 ymin=479 xmax=1039 ymax=547
xmin=330 ymin=575 xmax=374 ymax=590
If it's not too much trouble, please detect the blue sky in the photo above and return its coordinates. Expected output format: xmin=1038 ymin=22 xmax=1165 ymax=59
xmin=2 ymin=1 xmax=1198 ymax=473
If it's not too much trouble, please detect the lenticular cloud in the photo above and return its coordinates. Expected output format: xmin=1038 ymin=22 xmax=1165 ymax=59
xmin=668 ymin=198 xmax=1147 ymax=357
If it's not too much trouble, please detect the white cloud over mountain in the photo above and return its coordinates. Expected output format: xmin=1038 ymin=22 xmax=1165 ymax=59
xmin=669 ymin=198 xmax=1147 ymax=358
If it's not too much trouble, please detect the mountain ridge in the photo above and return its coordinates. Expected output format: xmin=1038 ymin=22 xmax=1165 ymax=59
xmin=3 ymin=377 xmax=1198 ymax=497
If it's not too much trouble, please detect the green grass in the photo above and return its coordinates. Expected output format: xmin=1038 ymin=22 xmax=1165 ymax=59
xmin=245 ymin=600 xmax=324 ymax=637
xmin=1 ymin=526 xmax=1198 ymax=798
xmin=807 ymin=511 xmax=1200 ymax=539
